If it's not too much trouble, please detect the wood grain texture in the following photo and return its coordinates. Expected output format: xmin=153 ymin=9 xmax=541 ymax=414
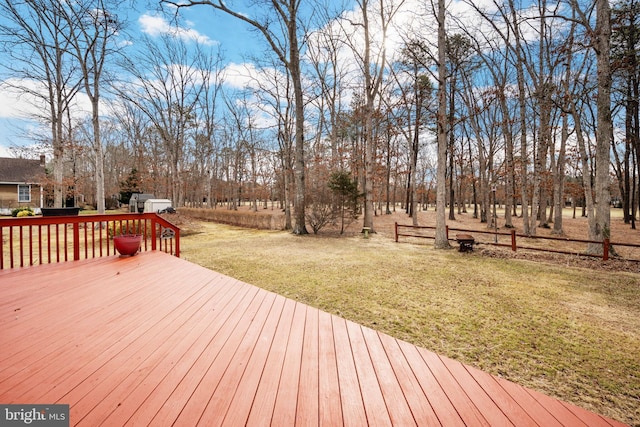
xmin=0 ymin=252 xmax=627 ymax=426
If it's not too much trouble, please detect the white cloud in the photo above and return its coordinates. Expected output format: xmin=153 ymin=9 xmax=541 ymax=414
xmin=0 ymin=81 xmax=39 ymax=119
xmin=139 ymin=13 xmax=217 ymax=46
xmin=222 ymin=62 xmax=263 ymax=90
xmin=0 ymin=78 xmax=93 ymax=120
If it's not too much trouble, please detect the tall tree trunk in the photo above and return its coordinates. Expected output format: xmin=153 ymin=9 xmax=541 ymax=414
xmin=552 ymin=113 xmax=568 ymax=235
xmin=509 ymin=0 xmax=530 ymax=235
xmin=92 ymin=101 xmax=105 ymax=213
xmin=592 ymin=0 xmax=614 ymax=253
xmin=435 ymin=0 xmax=450 ymax=248
xmin=448 ymin=74 xmax=456 ymax=221
xmin=361 ymin=1 xmax=376 ymax=233
xmin=288 ymin=9 xmax=308 ymax=234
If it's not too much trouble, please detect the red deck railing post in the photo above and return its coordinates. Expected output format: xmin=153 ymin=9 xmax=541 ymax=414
xmin=19 ymin=226 xmax=24 ymax=267
xmin=73 ymin=222 xmax=80 ymax=261
xmin=446 ymin=225 xmax=449 ymax=240
xmin=9 ymin=227 xmax=14 ymax=268
xmin=603 ymin=239 xmax=609 ymax=261
xmin=29 ymin=225 xmax=33 ymax=266
xmin=151 ymin=218 xmax=157 ymax=251
xmin=0 ymin=226 xmax=3 ymax=269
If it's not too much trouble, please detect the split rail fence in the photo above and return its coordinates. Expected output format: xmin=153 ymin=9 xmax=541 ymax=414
xmin=395 ymin=222 xmax=640 ymax=262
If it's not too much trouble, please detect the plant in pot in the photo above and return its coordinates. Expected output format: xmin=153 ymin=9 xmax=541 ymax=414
xmin=111 ymin=222 xmax=143 ymax=257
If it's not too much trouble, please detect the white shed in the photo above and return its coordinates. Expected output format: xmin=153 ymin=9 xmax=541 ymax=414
xmin=144 ymin=199 xmax=173 ymax=213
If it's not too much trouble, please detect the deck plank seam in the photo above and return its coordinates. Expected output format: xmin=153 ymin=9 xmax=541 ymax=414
xmin=74 ymin=275 xmax=244 ymax=425
xmin=125 ymin=283 xmax=262 ymax=425
xmin=172 ymin=288 xmax=272 ymax=425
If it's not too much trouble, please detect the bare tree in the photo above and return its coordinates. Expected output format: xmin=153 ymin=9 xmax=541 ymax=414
xmin=445 ymin=34 xmax=475 ymax=222
xmin=163 ymin=0 xmax=310 ymax=234
xmin=568 ymin=0 xmax=615 ymax=254
xmin=388 ymin=39 xmax=432 ymax=226
xmin=191 ymin=48 xmax=225 ymax=209
xmin=611 ymin=0 xmax=640 ymax=227
xmin=306 ymin=16 xmax=351 ymax=169
xmin=115 ymin=34 xmax=204 ymax=207
xmin=248 ymin=60 xmax=296 ymax=229
xmin=434 ymin=0 xmax=450 ymax=248
xmin=61 ymin=0 xmax=123 ymax=213
xmin=339 ymin=0 xmax=406 ymax=233
xmin=0 ymin=0 xmax=83 ymax=207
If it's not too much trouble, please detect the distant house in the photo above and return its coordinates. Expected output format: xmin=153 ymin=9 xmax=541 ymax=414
xmin=0 ymin=155 xmax=46 ymax=211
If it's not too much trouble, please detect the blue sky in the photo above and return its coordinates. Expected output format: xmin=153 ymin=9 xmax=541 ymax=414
xmin=0 ymin=2 xmax=284 ymax=157
xmin=0 ymin=0 xmax=456 ymax=158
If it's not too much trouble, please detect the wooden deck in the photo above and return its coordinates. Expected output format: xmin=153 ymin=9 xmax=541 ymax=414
xmin=0 ymin=252 xmax=627 ymax=426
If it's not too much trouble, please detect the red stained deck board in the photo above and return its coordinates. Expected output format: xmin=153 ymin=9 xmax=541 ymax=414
xmin=417 ymin=346 xmax=491 ymax=426
xmin=74 ymin=275 xmax=241 ymax=425
xmin=0 ymin=259 xmax=175 ymax=367
xmin=360 ymin=327 xmax=416 ymax=425
xmin=129 ymin=284 xmax=261 ymax=425
xmin=170 ymin=284 xmax=272 ymax=425
xmin=104 ymin=276 xmax=246 ymax=423
xmin=54 ymin=276 xmax=218 ymax=412
xmin=396 ymin=338 xmax=466 ymax=426
xmin=0 ymin=260 xmax=180 ymax=392
xmin=296 ymin=305 xmax=320 ymax=426
xmin=461 ymin=363 xmax=540 ymax=426
xmin=270 ymin=301 xmax=306 ymax=425
xmin=559 ymin=401 xmax=629 ymax=427
xmin=493 ymin=374 xmax=591 ymax=427
xmin=317 ymin=310 xmax=343 ymax=427
xmin=152 ymin=289 xmax=263 ymax=425
xmin=0 ymin=252 xmax=628 ymax=427
xmin=523 ymin=382 xmax=620 ymax=427
xmin=345 ymin=320 xmax=393 ymax=426
xmin=436 ymin=354 xmax=514 ymax=426
xmin=41 ymin=269 xmax=214 ymax=398
xmin=332 ymin=316 xmax=368 ymax=427
xmin=196 ymin=292 xmax=280 ymax=425
xmin=245 ymin=298 xmax=297 ymax=425
xmin=217 ymin=294 xmax=288 ymax=426
xmin=377 ymin=333 xmax=441 ymax=426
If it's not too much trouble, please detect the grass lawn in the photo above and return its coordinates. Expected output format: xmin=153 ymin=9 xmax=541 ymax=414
xmin=180 ymin=221 xmax=639 ymax=426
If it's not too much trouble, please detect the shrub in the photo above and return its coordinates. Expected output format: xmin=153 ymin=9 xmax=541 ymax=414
xmin=180 ymin=208 xmax=286 ymax=230
xmin=12 ymin=207 xmax=34 ymax=217
xmin=305 ymin=203 xmax=336 ymax=234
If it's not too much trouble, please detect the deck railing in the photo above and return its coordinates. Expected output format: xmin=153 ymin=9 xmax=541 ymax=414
xmin=0 ymin=213 xmax=180 ymax=270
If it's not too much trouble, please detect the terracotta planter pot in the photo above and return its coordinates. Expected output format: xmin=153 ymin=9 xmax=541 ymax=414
xmin=113 ymin=234 xmax=142 ymax=256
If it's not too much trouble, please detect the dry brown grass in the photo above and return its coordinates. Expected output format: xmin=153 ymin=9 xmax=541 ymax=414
xmin=179 ymin=209 xmax=640 ymax=426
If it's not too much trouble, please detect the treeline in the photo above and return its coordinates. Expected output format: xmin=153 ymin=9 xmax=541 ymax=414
xmin=0 ymin=0 xmax=635 ymax=244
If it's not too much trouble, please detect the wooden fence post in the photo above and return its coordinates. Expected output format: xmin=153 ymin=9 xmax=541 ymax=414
xmin=395 ymin=222 xmax=398 ymax=242
xmin=511 ymin=229 xmax=517 ymax=252
xmin=603 ymin=239 xmax=609 ymax=261
xmin=446 ymin=225 xmax=449 ymax=240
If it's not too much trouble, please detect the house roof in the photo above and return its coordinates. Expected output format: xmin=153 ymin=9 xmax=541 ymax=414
xmin=0 ymin=157 xmax=46 ymax=184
